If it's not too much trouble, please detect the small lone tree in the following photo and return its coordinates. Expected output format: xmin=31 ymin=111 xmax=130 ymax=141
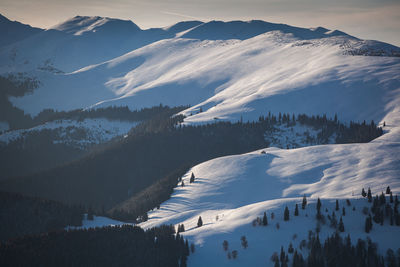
xmin=302 ymin=194 xmax=307 ymax=209
xmin=361 ymin=188 xmax=367 ymax=197
xmin=231 ymin=250 xmax=238 ymax=259
xmin=181 ymin=181 xmax=185 ymax=187
xmin=190 ymin=173 xmax=195 ymax=183
xmin=342 ymin=207 xmax=346 ymax=216
xmin=263 ymin=212 xmax=268 ymax=226
xmin=284 ymin=206 xmax=290 ymax=221
xmin=241 ymin=236 xmax=248 ymax=249
xmin=294 ymin=204 xmax=299 ymax=216
xmin=197 ymin=216 xmax=203 ymax=227
xmin=335 ymin=199 xmax=339 ymax=211
xmin=386 ymin=186 xmax=391 ymax=195
xmin=222 ymin=240 xmax=229 ymax=251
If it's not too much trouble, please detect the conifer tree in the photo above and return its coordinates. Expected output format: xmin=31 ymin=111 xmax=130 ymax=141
xmin=338 ymin=216 xmax=345 ymax=232
xmin=342 ymin=207 xmax=346 ymax=216
xmin=263 ymin=212 xmax=268 ymax=226
xmin=302 ymin=195 xmax=307 ymax=209
xmin=190 ymin=243 xmax=195 ymax=254
xmin=380 ymin=192 xmax=386 ymax=205
xmin=240 ymin=236 xmax=248 ymax=249
xmin=181 ymin=181 xmax=185 ymax=187
xmin=222 ymin=240 xmax=229 ymax=251
xmin=288 ymin=243 xmax=294 ymax=253
xmin=368 ymin=187 xmax=372 ymax=202
xmin=335 ymin=199 xmax=339 ymax=211
xmin=362 ymin=188 xmax=367 ymax=197
xmin=231 ymin=250 xmax=238 ymax=259
xmin=386 ymin=186 xmax=391 ymax=194
xmin=284 ymin=206 xmax=290 ymax=221
xmin=390 ymin=192 xmax=393 ymax=203
xmin=197 ymin=216 xmax=203 ymax=227
xmin=190 ymin=173 xmax=195 ymax=183
xmin=295 ymin=204 xmax=299 ymax=216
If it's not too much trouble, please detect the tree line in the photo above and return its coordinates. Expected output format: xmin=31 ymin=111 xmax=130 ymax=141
xmin=0 ymin=224 xmax=191 ymax=267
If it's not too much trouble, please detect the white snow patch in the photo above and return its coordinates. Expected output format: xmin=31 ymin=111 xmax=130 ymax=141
xmin=0 ymin=118 xmax=138 ymax=147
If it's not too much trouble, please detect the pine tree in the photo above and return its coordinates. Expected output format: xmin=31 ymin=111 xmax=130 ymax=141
xmin=197 ymin=216 xmax=203 ymax=227
xmin=338 ymin=216 xmax=345 ymax=232
xmin=181 ymin=181 xmax=185 ymax=187
xmin=362 ymin=188 xmax=367 ymax=197
xmin=295 ymin=204 xmax=299 ymax=216
xmin=342 ymin=207 xmax=346 ymax=216
xmin=302 ymin=195 xmax=307 ymax=209
xmin=240 ymin=236 xmax=248 ymax=249
xmin=288 ymin=243 xmax=294 ymax=253
xmin=368 ymin=187 xmax=372 ymax=202
xmin=380 ymin=192 xmax=386 ymax=205
xmin=231 ymin=250 xmax=238 ymax=259
xmin=390 ymin=192 xmax=393 ymax=203
xmin=222 ymin=240 xmax=229 ymax=251
xmin=262 ymin=212 xmax=268 ymax=226
xmin=284 ymin=206 xmax=290 ymax=221
xmin=280 ymin=246 xmax=286 ymax=262
xmin=335 ymin=199 xmax=339 ymax=211
xmin=386 ymin=186 xmax=391 ymax=194
xmin=190 ymin=173 xmax=195 ymax=183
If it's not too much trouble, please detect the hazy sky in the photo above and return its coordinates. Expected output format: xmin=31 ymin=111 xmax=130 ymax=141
xmin=1 ymin=0 xmax=399 ymax=46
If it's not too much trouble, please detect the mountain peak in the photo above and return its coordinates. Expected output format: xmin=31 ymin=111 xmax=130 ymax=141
xmin=180 ymin=20 xmax=353 ymax=41
xmin=51 ymin=15 xmax=141 ymax=35
xmin=0 ymin=13 xmax=43 ymax=47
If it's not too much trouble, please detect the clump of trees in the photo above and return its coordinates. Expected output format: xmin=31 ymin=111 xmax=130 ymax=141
xmin=0 ymin=224 xmax=190 ymax=267
xmin=273 ymin=232 xmax=393 ymax=267
xmin=0 ymin=191 xmax=83 ymax=242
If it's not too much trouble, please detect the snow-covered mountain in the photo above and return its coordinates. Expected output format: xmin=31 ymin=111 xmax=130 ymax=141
xmin=1 ymin=15 xmax=399 ymax=126
xmin=2 ymin=14 xmax=400 ymax=266
xmin=139 ymin=106 xmax=400 ymax=266
xmin=0 ymin=14 xmax=43 ymax=48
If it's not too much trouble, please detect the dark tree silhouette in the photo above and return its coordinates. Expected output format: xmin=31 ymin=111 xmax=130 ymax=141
xmin=197 ymin=216 xmax=203 ymax=227
xmin=302 ymin=195 xmax=307 ymax=209
xmin=263 ymin=212 xmax=268 ymax=226
xmin=284 ymin=206 xmax=290 ymax=221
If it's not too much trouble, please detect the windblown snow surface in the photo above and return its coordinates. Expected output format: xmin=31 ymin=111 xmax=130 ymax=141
xmin=2 ymin=18 xmax=399 ymax=127
xmin=140 ymin=105 xmax=400 ymax=266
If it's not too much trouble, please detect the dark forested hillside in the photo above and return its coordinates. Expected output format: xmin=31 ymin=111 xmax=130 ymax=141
xmin=0 ymin=111 xmax=382 ymax=222
xmin=0 ymin=224 xmax=190 ymax=267
xmin=0 ymin=105 xmax=187 ymax=179
xmin=0 ymin=191 xmax=83 ymax=241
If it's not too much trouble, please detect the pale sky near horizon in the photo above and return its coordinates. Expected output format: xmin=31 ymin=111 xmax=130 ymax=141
xmin=1 ymin=0 xmax=399 ymax=46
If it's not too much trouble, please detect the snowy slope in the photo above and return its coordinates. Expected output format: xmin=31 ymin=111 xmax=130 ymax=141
xmin=140 ymin=107 xmax=400 ymax=266
xmin=0 ymin=14 xmax=43 ymax=48
xmin=0 ymin=15 xmax=202 ymax=74
xmin=3 ymin=18 xmax=398 ymax=125
xmin=0 ymin=118 xmax=138 ymax=148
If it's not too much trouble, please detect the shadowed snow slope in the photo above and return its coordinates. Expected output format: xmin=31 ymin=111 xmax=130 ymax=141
xmin=2 ymin=17 xmax=399 ymax=123
xmin=0 ymin=14 xmax=43 ymax=48
xmin=140 ymin=107 xmax=400 ymax=266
